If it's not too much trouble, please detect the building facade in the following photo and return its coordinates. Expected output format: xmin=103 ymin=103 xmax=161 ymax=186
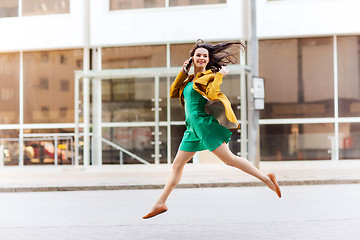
xmin=0 ymin=0 xmax=359 ymax=166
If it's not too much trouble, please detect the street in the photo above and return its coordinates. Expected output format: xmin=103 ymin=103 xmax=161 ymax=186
xmin=0 ymin=184 xmax=360 ymax=240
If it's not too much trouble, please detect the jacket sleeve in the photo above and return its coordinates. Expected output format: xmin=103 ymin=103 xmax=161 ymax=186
xmin=206 ymin=72 xmax=223 ymax=99
xmin=170 ymin=71 xmax=188 ymax=98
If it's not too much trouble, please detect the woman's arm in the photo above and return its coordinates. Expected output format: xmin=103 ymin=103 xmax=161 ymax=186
xmin=169 ymin=59 xmax=192 ymax=98
xmin=170 ymin=71 xmax=188 ymax=98
xmin=206 ymin=66 xmax=228 ymax=99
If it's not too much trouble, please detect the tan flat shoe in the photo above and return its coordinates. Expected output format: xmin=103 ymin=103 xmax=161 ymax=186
xmin=143 ymin=205 xmax=168 ymax=219
xmin=267 ymin=173 xmax=281 ymax=198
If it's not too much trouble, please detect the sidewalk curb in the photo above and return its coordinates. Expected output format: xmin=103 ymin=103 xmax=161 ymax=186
xmin=1 ymin=178 xmax=359 ymax=193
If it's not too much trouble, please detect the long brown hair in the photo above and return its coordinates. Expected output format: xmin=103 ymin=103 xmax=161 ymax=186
xmin=189 ymin=39 xmax=246 ymax=72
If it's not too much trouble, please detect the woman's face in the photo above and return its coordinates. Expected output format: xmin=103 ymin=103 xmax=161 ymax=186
xmin=192 ymin=47 xmax=209 ymax=69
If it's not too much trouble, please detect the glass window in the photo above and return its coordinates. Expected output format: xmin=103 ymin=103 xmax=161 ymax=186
xmin=159 ymin=126 xmax=168 ymax=163
xmin=0 ymin=0 xmax=18 ymax=18
xmin=102 ymin=45 xmax=166 ymax=69
xmin=110 ymin=0 xmax=165 ymax=10
xmin=338 ymin=36 xmax=360 ymax=117
xmin=102 ymin=78 xmax=154 ymax=122
xmin=222 ymin=74 xmax=241 ymax=119
xmin=23 ymin=128 xmax=75 ymax=165
xmin=159 ymin=77 xmax=168 ymax=122
xmin=339 ymin=123 xmax=360 ymax=160
xmin=23 ymin=49 xmax=83 ymax=124
xmin=0 ymin=130 xmax=19 ymax=166
xmin=22 ymin=0 xmax=69 ymax=16
xmin=170 ymin=43 xmax=194 ymax=67
xmin=102 ymin=126 xmax=155 ymax=164
xmin=259 ymin=37 xmax=334 ymax=119
xmin=260 ymin=123 xmax=334 ymax=161
xmin=169 ymin=0 xmax=226 ymax=7
xmin=169 ymin=74 xmax=184 ymax=121
xmin=0 ymin=53 xmax=19 ymax=124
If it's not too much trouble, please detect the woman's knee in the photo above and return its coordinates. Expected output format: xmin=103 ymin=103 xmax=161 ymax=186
xmin=212 ymin=144 xmax=236 ymax=166
xmin=172 ymin=160 xmax=184 ymax=171
xmin=172 ymin=153 xmax=191 ymax=171
xmin=221 ymin=155 xmax=236 ymax=167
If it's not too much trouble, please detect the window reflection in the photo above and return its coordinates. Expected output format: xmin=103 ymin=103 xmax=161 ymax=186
xmin=0 ymin=130 xmax=19 ymax=166
xmin=109 ymin=0 xmax=226 ymax=10
xmin=102 ymin=126 xmax=154 ymax=163
xmin=102 ymin=45 xmax=166 ymax=69
xmin=23 ymin=49 xmax=83 ymax=124
xmin=110 ymin=0 xmax=165 ymax=10
xmin=22 ymin=0 xmax=69 ymax=16
xmin=159 ymin=77 xmax=168 ymax=121
xmin=259 ymin=37 xmax=334 ymax=119
xmin=159 ymin=126 xmax=167 ymax=163
xmin=338 ymin=36 xmax=360 ymax=117
xmin=260 ymin=124 xmax=333 ymax=161
xmin=339 ymin=123 xmax=360 ymax=160
xmin=170 ymin=43 xmax=194 ymax=67
xmin=102 ymin=78 xmax=154 ymax=122
xmin=23 ymin=128 xmax=74 ymax=165
xmin=222 ymin=74 xmax=241 ymax=119
xmin=0 ymin=0 xmax=18 ymax=18
xmin=169 ymin=0 xmax=226 ymax=7
xmin=0 ymin=53 xmax=19 ymax=124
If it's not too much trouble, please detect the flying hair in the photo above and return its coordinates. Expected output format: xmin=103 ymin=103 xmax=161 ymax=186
xmin=189 ymin=39 xmax=246 ymax=72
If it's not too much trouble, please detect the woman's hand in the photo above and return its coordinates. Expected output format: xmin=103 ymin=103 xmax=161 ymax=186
xmin=219 ymin=66 xmax=229 ymax=76
xmin=181 ymin=58 xmax=192 ymax=74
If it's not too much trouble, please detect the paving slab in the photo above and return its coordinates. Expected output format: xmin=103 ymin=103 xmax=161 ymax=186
xmin=0 ymin=160 xmax=359 ymax=192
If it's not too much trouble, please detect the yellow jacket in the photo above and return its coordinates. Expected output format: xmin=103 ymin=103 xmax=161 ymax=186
xmin=170 ymin=70 xmax=240 ymax=130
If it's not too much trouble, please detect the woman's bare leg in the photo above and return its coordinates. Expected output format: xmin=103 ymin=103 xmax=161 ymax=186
xmin=212 ymin=143 xmax=278 ymax=193
xmin=148 ymin=150 xmax=196 ymax=213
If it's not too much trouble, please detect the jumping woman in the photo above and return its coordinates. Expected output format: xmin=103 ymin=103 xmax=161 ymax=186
xmin=143 ymin=40 xmax=281 ymax=219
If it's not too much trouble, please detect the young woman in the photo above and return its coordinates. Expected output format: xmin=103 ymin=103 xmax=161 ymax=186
xmin=143 ymin=40 xmax=281 ymax=219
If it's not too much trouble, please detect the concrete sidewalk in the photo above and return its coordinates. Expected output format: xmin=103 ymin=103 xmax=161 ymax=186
xmin=0 ymin=160 xmax=360 ymax=192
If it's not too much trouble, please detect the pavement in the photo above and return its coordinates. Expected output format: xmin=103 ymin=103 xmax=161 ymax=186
xmin=0 ymin=160 xmax=360 ymax=192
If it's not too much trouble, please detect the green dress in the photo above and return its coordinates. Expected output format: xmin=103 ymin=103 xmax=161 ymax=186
xmin=179 ymin=81 xmax=232 ymax=152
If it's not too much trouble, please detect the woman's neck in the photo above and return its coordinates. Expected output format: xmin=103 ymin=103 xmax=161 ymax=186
xmin=193 ymin=66 xmax=206 ymax=77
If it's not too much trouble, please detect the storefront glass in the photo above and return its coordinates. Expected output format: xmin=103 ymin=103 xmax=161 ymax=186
xmin=102 ymin=126 xmax=155 ymax=164
xmin=23 ymin=49 xmax=83 ymax=124
xmin=260 ymin=123 xmax=334 ymax=161
xmin=0 ymin=53 xmax=19 ymax=124
xmin=170 ymin=43 xmax=194 ymax=67
xmin=110 ymin=0 xmax=165 ymax=10
xmin=338 ymin=36 xmax=360 ymax=117
xmin=259 ymin=37 xmax=334 ymax=119
xmin=339 ymin=123 xmax=360 ymax=160
xmin=102 ymin=45 xmax=166 ymax=69
xmin=22 ymin=0 xmax=69 ymax=16
xmin=169 ymin=0 xmax=226 ymax=7
xmin=23 ymin=128 xmax=75 ymax=165
xmin=102 ymin=78 xmax=155 ymax=122
xmin=159 ymin=77 xmax=168 ymax=122
xmin=0 ymin=0 xmax=18 ymax=17
xmin=0 ymin=130 xmax=19 ymax=166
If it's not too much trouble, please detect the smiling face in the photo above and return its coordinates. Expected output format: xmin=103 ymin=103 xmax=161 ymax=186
xmin=192 ymin=47 xmax=209 ymax=69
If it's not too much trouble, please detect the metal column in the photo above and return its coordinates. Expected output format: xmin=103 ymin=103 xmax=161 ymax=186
xmin=74 ymin=74 xmax=80 ymax=166
xmin=92 ymin=47 xmax=103 ymax=165
xmin=83 ymin=48 xmax=90 ymax=166
xmin=154 ymin=76 xmax=160 ymax=164
xmin=248 ymin=0 xmax=261 ymax=167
